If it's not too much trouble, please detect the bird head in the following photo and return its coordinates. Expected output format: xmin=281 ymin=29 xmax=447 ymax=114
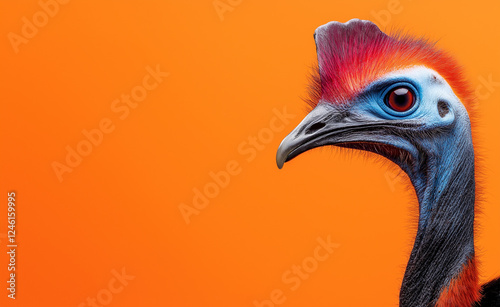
xmin=276 ymin=19 xmax=474 ymax=189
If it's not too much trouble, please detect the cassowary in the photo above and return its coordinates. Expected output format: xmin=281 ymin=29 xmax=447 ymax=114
xmin=276 ymin=19 xmax=500 ymax=307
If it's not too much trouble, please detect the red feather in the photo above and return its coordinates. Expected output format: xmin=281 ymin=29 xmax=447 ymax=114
xmin=309 ymin=20 xmax=474 ymax=112
xmin=435 ymin=258 xmax=481 ymax=306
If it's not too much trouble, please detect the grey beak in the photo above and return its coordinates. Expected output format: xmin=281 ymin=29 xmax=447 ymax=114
xmin=276 ymin=104 xmax=345 ymax=169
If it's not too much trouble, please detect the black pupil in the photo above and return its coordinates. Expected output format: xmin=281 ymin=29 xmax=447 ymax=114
xmin=392 ymin=88 xmax=411 ymax=108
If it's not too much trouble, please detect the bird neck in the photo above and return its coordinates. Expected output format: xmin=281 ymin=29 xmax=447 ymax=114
xmin=399 ymin=127 xmax=480 ymax=307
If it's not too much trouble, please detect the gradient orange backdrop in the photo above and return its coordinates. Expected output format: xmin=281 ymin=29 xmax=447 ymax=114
xmin=0 ymin=1 xmax=499 ymax=307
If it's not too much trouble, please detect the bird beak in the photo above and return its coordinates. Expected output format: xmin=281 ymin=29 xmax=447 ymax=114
xmin=276 ymin=103 xmax=360 ymax=169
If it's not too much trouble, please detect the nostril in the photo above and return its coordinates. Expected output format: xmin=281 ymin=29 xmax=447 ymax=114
xmin=438 ymin=100 xmax=449 ymax=117
xmin=306 ymin=122 xmax=326 ymax=134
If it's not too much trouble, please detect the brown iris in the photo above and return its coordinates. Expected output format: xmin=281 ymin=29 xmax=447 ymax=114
xmin=386 ymin=87 xmax=415 ymax=112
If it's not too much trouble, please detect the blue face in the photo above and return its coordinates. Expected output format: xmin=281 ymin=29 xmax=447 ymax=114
xmin=276 ymin=66 xmax=472 ymax=186
xmin=349 ymin=66 xmax=460 ymax=129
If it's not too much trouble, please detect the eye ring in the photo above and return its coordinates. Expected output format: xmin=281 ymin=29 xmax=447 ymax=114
xmin=385 ymin=86 xmax=415 ymax=112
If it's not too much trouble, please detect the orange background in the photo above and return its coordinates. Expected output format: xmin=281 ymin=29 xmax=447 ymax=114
xmin=1 ymin=1 xmax=499 ymax=306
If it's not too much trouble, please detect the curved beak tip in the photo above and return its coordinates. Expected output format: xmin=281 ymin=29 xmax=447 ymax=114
xmin=276 ymin=158 xmax=284 ymax=169
xmin=276 ymin=153 xmax=285 ymax=169
xmin=276 ymin=144 xmax=288 ymax=169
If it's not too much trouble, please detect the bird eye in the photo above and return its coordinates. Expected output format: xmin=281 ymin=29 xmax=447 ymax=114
xmin=385 ymin=87 xmax=415 ymax=112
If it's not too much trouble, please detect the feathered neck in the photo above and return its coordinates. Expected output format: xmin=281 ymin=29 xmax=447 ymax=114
xmin=399 ymin=116 xmax=480 ymax=307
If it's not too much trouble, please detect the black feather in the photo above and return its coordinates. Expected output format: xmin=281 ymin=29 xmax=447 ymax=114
xmin=477 ymin=278 xmax=500 ymax=306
